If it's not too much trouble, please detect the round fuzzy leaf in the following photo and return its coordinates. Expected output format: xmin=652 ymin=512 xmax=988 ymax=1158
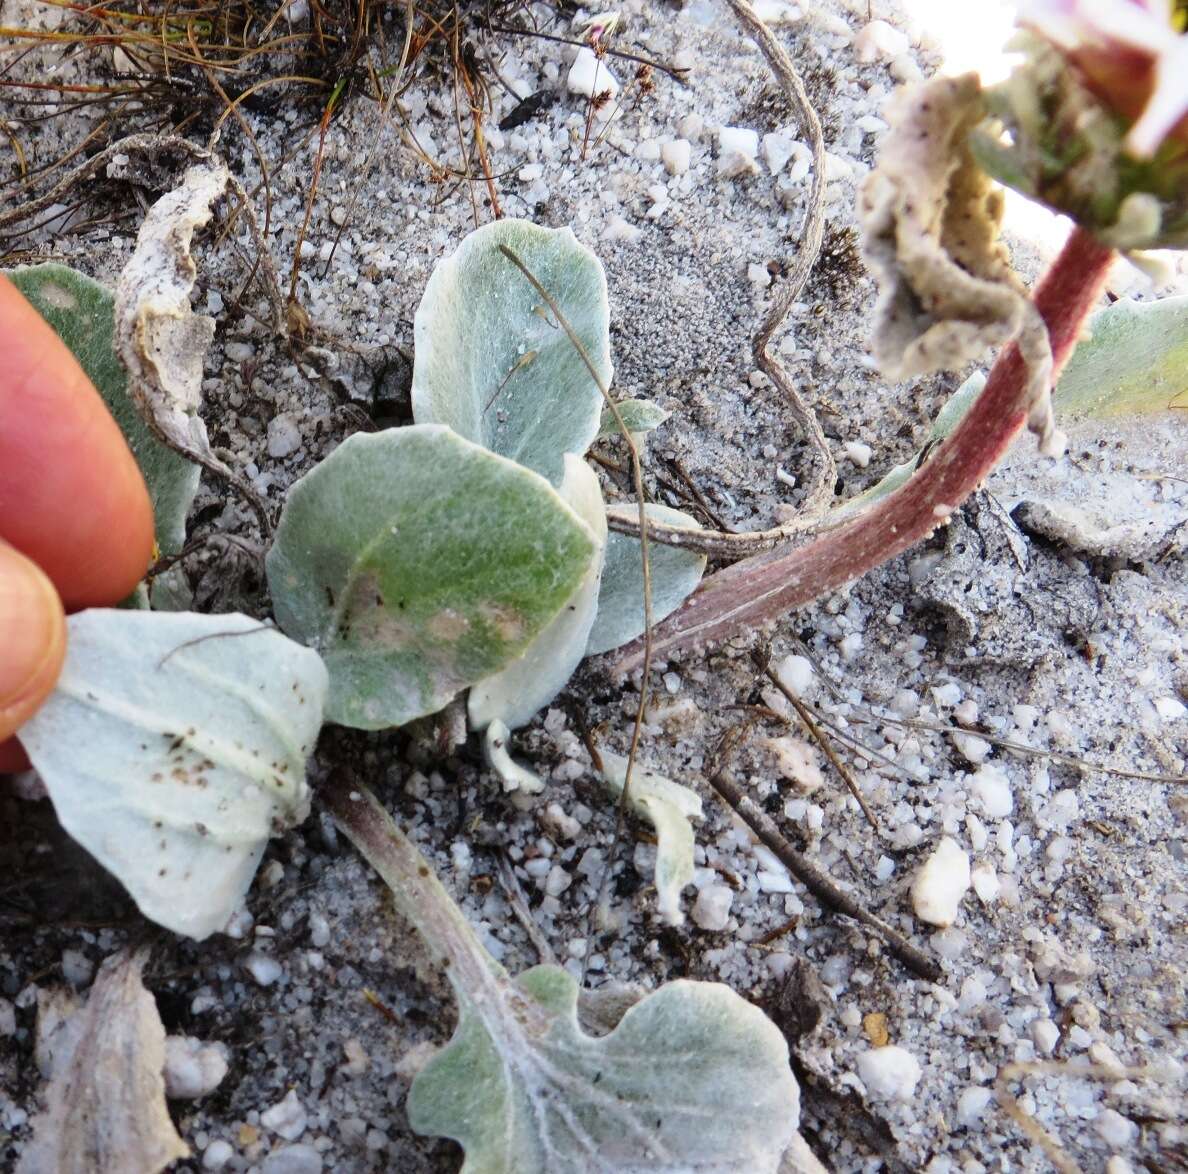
xmin=468 ymin=454 xmax=607 ymax=732
xmin=265 ymin=426 xmax=598 ymax=729
xmin=585 ymin=504 xmax=707 ymax=656
xmin=8 ymin=263 xmax=202 ymax=556
xmin=19 ymin=609 xmax=327 ymax=940
xmin=412 ymin=219 xmax=612 ymax=485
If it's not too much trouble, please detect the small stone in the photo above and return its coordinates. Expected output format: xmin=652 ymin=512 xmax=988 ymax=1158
xmin=677 ymin=113 xmax=704 ymax=140
xmin=844 ymin=441 xmax=872 ymax=468
xmin=61 ymin=949 xmax=93 ymax=987
xmin=604 ymin=215 xmax=642 ymax=245
xmin=203 ymin=1140 xmax=234 ymax=1171
xmin=308 ymin=911 xmax=330 ymax=949
xmin=970 ymin=764 xmax=1013 ymax=818
xmin=953 ymin=732 xmax=991 ymax=765
xmin=343 ymin=1037 xmax=369 ymax=1076
xmin=225 ymin=341 xmax=254 ymax=363
xmin=260 ymin=1144 xmax=323 ymax=1174
xmin=692 ymin=884 xmax=734 ymax=931
xmin=567 ymin=47 xmax=620 ymax=104
xmin=267 ymin=414 xmax=302 ymax=459
xmin=717 ymin=126 xmax=759 ymax=178
xmin=772 ymin=654 xmax=815 ymax=696
xmin=329 ymin=205 xmax=347 ymax=227
xmin=856 ymin=1045 xmax=922 ymax=1101
xmin=862 ymin=1011 xmax=889 ymax=1047
xmin=911 ymin=837 xmax=970 ymax=927
xmin=747 ymin=262 xmax=772 ymax=288
xmin=164 ymin=1036 xmax=229 ymax=1100
xmin=260 ymin=1089 xmax=307 ymax=1141
xmin=1154 ymin=695 xmax=1187 ymax=721
xmin=854 ymin=19 xmax=910 ymax=63
xmin=244 ymin=952 xmax=283 ymax=987
xmin=956 ymin=1085 xmax=994 ymax=1126
xmin=757 ymin=871 xmax=794 ymax=893
xmin=1096 ymin=1109 xmax=1138 ymax=1149
xmin=762 ymin=132 xmax=808 ymax=179
xmin=970 ymin=862 xmax=1000 ymax=903
xmin=661 ymin=138 xmax=691 ymax=175
xmin=1031 ymin=1018 xmax=1060 ymax=1055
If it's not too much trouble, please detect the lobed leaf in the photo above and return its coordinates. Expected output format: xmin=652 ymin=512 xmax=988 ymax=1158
xmin=409 ymin=964 xmax=800 ymax=1174
xmin=265 ymin=426 xmax=598 ymax=730
xmin=586 ymin=504 xmax=707 ymax=656
xmin=328 ymin=783 xmax=802 ymax=1174
xmin=19 ymin=610 xmax=327 ymax=940
xmin=412 ymin=219 xmax=612 ymax=486
xmin=8 ymin=263 xmax=201 ymax=556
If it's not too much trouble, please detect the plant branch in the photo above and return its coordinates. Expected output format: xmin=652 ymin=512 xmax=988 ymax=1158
xmin=611 ymin=225 xmax=1116 ymax=674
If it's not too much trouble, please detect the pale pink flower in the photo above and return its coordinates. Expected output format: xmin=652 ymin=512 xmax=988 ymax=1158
xmin=1018 ymin=0 xmax=1188 ymax=155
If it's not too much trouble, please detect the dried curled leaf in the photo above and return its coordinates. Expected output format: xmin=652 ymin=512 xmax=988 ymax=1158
xmin=599 ymin=749 xmax=702 ymax=925
xmin=114 ymin=162 xmax=266 ymax=514
xmin=18 ymin=950 xmax=189 ymax=1174
xmin=859 ymin=75 xmax=1058 ymax=451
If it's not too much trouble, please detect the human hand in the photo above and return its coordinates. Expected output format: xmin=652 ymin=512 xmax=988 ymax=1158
xmin=0 ymin=273 xmax=155 ymax=772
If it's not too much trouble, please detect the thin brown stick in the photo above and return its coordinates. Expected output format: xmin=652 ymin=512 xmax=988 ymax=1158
xmin=485 ymin=21 xmax=690 ymax=83
xmin=708 ymin=766 xmax=941 ymax=981
xmin=494 ymin=244 xmax=655 ymax=979
xmin=604 ymin=0 xmax=834 ymax=558
xmin=762 ymin=663 xmax=880 ymax=831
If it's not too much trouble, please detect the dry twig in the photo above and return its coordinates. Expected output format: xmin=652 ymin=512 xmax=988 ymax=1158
xmin=708 ymin=763 xmax=941 ymax=981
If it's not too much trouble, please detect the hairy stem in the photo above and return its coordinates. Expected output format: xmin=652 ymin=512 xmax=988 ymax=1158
xmin=321 ymin=778 xmax=550 ymax=1035
xmin=611 ymin=225 xmax=1115 ymax=674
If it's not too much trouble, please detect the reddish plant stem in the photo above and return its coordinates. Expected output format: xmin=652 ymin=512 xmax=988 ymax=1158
xmin=612 ymin=226 xmax=1115 ymax=676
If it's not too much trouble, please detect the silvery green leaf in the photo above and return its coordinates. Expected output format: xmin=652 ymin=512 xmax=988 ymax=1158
xmin=1053 ymin=295 xmax=1188 ymax=419
xmin=598 ymin=749 xmax=702 ymax=925
xmin=265 ymin=425 xmax=598 ymax=730
xmin=469 ymin=455 xmax=606 ymax=732
xmin=19 ymin=610 xmax=327 ymax=940
xmin=585 ymin=504 xmax=707 ymax=656
xmin=831 ymin=372 xmax=985 ymax=519
xmin=482 ymin=720 xmax=545 ymax=796
xmin=597 ymin=399 xmax=670 ymax=440
xmin=8 ymin=263 xmax=201 ymax=555
xmin=412 ymin=219 xmax=612 ymax=485
xmin=327 ymin=784 xmax=801 ymax=1174
xmin=410 ymin=964 xmax=799 ymax=1174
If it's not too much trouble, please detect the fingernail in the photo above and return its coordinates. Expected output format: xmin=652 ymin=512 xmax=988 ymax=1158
xmin=0 ymin=543 xmax=66 ymax=726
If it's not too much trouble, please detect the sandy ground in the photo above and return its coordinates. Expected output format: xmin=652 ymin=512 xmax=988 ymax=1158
xmin=1 ymin=0 xmax=1186 ymax=1171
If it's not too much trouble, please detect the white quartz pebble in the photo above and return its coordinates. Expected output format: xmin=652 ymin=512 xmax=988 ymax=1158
xmin=910 ymin=837 xmax=970 ymax=927
xmin=857 ymin=1045 xmax=922 ymax=1100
